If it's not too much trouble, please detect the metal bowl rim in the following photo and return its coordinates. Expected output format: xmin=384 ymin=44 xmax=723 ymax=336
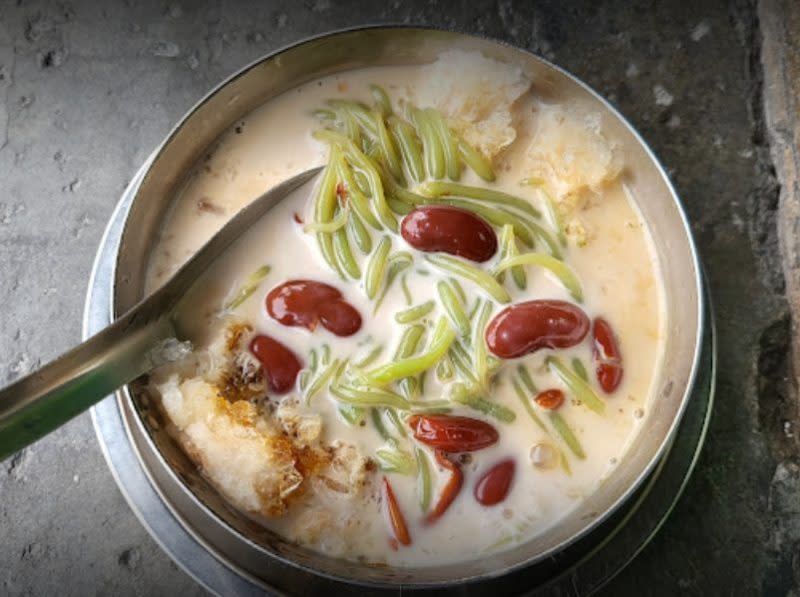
xmin=110 ymin=23 xmax=706 ymax=588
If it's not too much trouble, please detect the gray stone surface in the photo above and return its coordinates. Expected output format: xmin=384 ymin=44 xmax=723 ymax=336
xmin=0 ymin=0 xmax=796 ymax=594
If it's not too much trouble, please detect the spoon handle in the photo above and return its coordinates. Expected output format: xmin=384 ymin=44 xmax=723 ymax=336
xmin=0 ymin=168 xmax=322 ymax=461
xmin=0 ymin=310 xmax=178 ymax=460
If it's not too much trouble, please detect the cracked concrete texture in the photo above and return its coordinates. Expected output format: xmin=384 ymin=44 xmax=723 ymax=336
xmin=0 ymin=0 xmax=796 ymax=594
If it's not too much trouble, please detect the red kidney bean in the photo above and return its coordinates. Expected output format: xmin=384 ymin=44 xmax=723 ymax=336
xmin=485 ymin=300 xmax=590 ymax=359
xmin=400 ymin=206 xmax=497 ymax=262
xmin=267 ymin=280 xmax=362 ymax=337
xmin=592 ymin=317 xmax=623 ymax=393
xmin=534 ymin=389 xmax=565 ymax=410
xmin=474 ymin=459 xmax=516 ymax=506
xmin=249 ymin=335 xmax=302 ymax=394
xmin=317 ymin=301 xmax=362 ymax=337
xmin=408 ymin=415 xmax=499 ymax=452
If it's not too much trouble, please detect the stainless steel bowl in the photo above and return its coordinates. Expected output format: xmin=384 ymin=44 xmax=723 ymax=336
xmin=110 ymin=26 xmax=704 ymax=588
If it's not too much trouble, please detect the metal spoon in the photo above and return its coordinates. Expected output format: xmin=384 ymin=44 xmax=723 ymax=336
xmin=0 ymin=167 xmax=322 ymax=460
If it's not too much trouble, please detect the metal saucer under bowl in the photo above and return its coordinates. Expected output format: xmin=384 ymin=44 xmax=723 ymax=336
xmin=86 ymin=154 xmax=715 ymax=595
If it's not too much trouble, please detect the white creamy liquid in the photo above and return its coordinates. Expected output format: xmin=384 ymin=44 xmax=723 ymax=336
xmin=144 ymin=63 xmax=665 ymax=567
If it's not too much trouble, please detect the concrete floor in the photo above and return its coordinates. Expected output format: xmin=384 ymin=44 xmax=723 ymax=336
xmin=1 ymin=0 xmax=797 ymax=594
